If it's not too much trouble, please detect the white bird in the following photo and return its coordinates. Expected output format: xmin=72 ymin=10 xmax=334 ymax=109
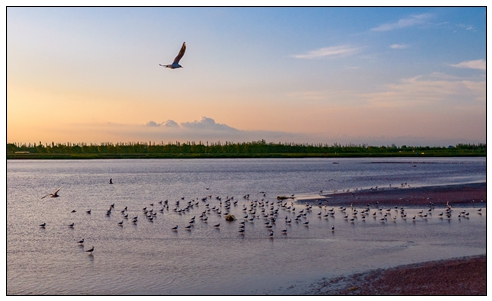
xmin=160 ymin=42 xmax=186 ymax=69
xmin=41 ymin=187 xmax=61 ymax=199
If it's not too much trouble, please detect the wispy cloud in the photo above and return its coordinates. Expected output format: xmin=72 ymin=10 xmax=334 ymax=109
xmin=455 ymin=24 xmax=475 ymax=32
xmin=450 ymin=59 xmax=486 ymax=71
xmin=291 ymin=45 xmax=359 ymax=59
xmin=390 ymin=43 xmax=409 ymax=49
xmin=372 ymin=13 xmax=433 ymax=31
xmin=362 ymin=74 xmax=485 ymax=107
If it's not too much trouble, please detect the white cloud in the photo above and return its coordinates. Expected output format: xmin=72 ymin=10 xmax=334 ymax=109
xmin=145 ymin=120 xmax=161 ymax=127
xmin=390 ymin=43 xmax=409 ymax=49
xmin=180 ymin=117 xmax=239 ymax=132
xmin=133 ymin=117 xmax=312 ymax=143
xmin=59 ymin=110 xmax=484 ymax=147
xmin=145 ymin=120 xmax=180 ymax=127
xmin=450 ymin=59 xmax=486 ymax=71
xmin=164 ymin=120 xmax=179 ymax=128
xmin=291 ymin=45 xmax=359 ymax=59
xmin=372 ymin=13 xmax=433 ymax=31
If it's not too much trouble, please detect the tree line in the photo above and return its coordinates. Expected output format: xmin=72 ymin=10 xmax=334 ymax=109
xmin=6 ymin=140 xmax=486 ymax=158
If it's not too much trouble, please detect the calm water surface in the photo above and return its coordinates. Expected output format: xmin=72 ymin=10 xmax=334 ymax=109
xmin=7 ymin=158 xmax=486 ymax=295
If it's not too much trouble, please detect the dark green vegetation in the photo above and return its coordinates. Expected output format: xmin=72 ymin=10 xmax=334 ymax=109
xmin=6 ymin=140 xmax=486 ymax=159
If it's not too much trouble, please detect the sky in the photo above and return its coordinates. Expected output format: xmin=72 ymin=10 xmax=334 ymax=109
xmin=6 ymin=5 xmax=487 ymax=146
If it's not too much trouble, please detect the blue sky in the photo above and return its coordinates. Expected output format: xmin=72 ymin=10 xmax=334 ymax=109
xmin=6 ymin=6 xmax=487 ymax=146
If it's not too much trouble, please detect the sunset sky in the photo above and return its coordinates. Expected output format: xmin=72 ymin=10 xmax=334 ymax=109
xmin=6 ymin=6 xmax=487 ymax=146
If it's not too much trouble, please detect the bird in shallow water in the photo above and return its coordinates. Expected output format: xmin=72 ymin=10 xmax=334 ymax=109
xmin=39 ymin=223 xmax=46 ymax=228
xmin=41 ymin=187 xmax=61 ymax=199
xmin=77 ymin=239 xmax=84 ymax=244
xmin=160 ymin=42 xmax=186 ymax=69
xmin=85 ymin=246 xmax=94 ymax=254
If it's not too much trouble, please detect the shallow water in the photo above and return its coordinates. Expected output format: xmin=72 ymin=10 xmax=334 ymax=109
xmin=6 ymin=158 xmax=486 ymax=295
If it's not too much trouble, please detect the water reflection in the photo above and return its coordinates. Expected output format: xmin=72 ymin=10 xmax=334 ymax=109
xmin=7 ymin=159 xmax=486 ymax=295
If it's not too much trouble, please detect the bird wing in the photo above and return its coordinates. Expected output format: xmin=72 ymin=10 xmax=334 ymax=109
xmin=173 ymin=42 xmax=186 ymax=64
xmin=53 ymin=187 xmax=61 ymax=196
xmin=42 ymin=187 xmax=60 ymax=199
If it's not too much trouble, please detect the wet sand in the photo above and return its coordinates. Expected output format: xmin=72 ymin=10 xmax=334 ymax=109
xmin=300 ymin=182 xmax=487 ymax=295
xmin=310 ymin=182 xmax=487 ymax=208
xmin=305 ymin=255 xmax=486 ymax=295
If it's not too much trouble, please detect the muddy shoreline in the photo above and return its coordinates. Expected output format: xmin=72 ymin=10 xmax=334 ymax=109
xmin=304 ymin=254 xmax=487 ymax=295
xmin=298 ymin=182 xmax=487 ymax=208
xmin=299 ymin=182 xmax=487 ymax=295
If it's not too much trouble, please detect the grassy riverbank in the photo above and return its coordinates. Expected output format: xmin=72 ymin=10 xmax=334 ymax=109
xmin=7 ymin=151 xmax=487 ymax=159
xmin=7 ymin=141 xmax=486 ymax=159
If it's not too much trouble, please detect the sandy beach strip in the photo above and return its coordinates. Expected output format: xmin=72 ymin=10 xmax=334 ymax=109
xmin=300 ymin=182 xmax=487 ymax=207
xmin=304 ymin=254 xmax=486 ymax=295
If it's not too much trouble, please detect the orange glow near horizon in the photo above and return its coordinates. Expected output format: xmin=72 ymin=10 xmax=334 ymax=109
xmin=7 ymin=7 xmax=486 ymax=146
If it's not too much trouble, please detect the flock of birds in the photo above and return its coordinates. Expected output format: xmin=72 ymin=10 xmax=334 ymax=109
xmin=38 ymin=183 xmax=485 ymax=256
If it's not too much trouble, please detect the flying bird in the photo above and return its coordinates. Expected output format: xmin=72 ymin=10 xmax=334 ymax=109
xmin=160 ymin=42 xmax=186 ymax=69
xmin=41 ymin=187 xmax=61 ymax=199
